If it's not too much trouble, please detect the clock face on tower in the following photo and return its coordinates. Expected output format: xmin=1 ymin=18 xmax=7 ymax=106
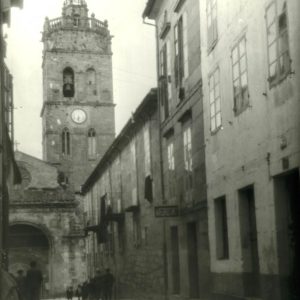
xmin=71 ymin=109 xmax=87 ymax=124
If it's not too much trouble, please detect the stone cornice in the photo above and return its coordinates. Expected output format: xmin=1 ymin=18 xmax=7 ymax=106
xmin=10 ymin=201 xmax=77 ymax=209
xmin=40 ymin=101 xmax=115 ymax=117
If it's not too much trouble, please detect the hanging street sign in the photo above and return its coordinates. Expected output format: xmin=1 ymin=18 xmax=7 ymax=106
xmin=155 ymin=205 xmax=179 ymax=218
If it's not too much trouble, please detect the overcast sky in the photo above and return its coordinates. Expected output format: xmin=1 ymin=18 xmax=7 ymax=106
xmin=4 ymin=0 xmax=156 ymax=159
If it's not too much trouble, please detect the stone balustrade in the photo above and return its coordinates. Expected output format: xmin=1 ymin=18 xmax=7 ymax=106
xmin=45 ymin=16 xmax=108 ymax=33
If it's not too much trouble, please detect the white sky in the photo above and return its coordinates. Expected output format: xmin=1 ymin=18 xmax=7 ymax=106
xmin=4 ymin=0 xmax=157 ymax=159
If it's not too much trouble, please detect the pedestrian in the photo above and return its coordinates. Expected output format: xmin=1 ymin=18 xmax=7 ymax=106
xmin=87 ymin=277 xmax=96 ymax=300
xmin=81 ymin=281 xmax=89 ymax=300
xmin=1 ymin=268 xmax=19 ymax=300
xmin=66 ymin=286 xmax=74 ymax=300
xmin=93 ymin=270 xmax=103 ymax=300
xmin=102 ymin=269 xmax=114 ymax=300
xmin=75 ymin=284 xmax=82 ymax=300
xmin=25 ymin=261 xmax=43 ymax=300
xmin=15 ymin=270 xmax=27 ymax=300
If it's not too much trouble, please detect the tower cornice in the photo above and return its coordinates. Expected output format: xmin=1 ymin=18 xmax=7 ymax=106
xmin=40 ymin=101 xmax=116 ymax=117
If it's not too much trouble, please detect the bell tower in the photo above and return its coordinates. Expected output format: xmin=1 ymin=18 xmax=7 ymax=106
xmin=41 ymin=0 xmax=115 ymax=191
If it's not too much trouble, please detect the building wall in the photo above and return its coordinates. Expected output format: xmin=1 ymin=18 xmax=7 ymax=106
xmin=150 ymin=0 xmax=211 ymax=299
xmin=83 ymin=94 xmax=165 ymax=300
xmin=8 ymin=152 xmax=86 ymax=297
xmin=199 ymin=0 xmax=300 ymax=299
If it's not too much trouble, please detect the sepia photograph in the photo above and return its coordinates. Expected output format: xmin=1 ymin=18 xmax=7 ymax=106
xmin=0 ymin=0 xmax=299 ymax=300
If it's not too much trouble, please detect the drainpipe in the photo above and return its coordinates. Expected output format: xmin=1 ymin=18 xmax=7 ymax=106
xmin=143 ymin=17 xmax=169 ymax=300
xmin=0 ymin=0 xmax=3 ymax=291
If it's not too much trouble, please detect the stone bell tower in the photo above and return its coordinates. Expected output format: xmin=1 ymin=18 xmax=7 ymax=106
xmin=41 ymin=0 xmax=115 ymax=191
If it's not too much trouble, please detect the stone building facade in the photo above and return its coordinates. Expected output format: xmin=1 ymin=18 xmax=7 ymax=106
xmin=81 ymin=89 xmax=165 ymax=300
xmin=143 ymin=1 xmax=211 ymax=299
xmin=7 ymin=0 xmax=116 ymax=296
xmin=198 ymin=0 xmax=300 ymax=299
xmin=41 ymin=0 xmax=115 ymax=191
xmin=0 ymin=1 xmax=23 ymax=290
xmin=9 ymin=151 xmax=86 ymax=297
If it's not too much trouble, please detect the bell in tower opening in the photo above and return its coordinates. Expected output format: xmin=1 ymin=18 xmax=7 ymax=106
xmin=63 ymin=67 xmax=75 ymax=97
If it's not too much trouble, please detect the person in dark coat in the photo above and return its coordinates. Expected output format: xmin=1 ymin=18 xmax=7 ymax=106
xmin=75 ymin=284 xmax=82 ymax=300
xmin=87 ymin=278 xmax=96 ymax=300
xmin=102 ymin=269 xmax=114 ymax=300
xmin=25 ymin=261 xmax=43 ymax=300
xmin=66 ymin=286 xmax=74 ymax=300
xmin=15 ymin=270 xmax=27 ymax=300
xmin=1 ymin=268 xmax=19 ymax=300
xmin=93 ymin=270 xmax=103 ymax=300
xmin=81 ymin=281 xmax=89 ymax=300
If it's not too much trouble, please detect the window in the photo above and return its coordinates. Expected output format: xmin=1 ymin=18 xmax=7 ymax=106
xmin=62 ymin=128 xmax=70 ymax=155
xmin=232 ymin=37 xmax=249 ymax=115
xmin=130 ymin=139 xmax=137 ymax=203
xmin=86 ymin=68 xmax=97 ymax=95
xmin=214 ymin=196 xmax=229 ymax=259
xmin=183 ymin=125 xmax=193 ymax=201
xmin=159 ymin=44 xmax=169 ymax=119
xmin=209 ymin=68 xmax=221 ymax=132
xmin=166 ymin=40 xmax=172 ymax=105
xmin=174 ymin=12 xmax=188 ymax=90
xmin=63 ymin=67 xmax=75 ymax=97
xmin=73 ymin=14 xmax=80 ymax=26
xmin=143 ymin=124 xmax=151 ymax=176
xmin=266 ymin=2 xmax=290 ymax=86
xmin=88 ymin=128 xmax=96 ymax=159
xmin=207 ymin=0 xmax=218 ymax=49
xmin=167 ymin=141 xmax=176 ymax=199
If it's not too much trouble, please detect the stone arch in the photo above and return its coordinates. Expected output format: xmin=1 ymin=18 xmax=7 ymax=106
xmin=8 ymin=221 xmax=54 ymax=298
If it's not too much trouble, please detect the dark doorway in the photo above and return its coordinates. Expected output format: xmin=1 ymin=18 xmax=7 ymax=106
xmin=187 ymin=222 xmax=199 ymax=298
xmin=8 ymin=224 xmax=50 ymax=297
xmin=239 ymin=186 xmax=260 ymax=297
xmin=274 ymin=170 xmax=300 ymax=299
xmin=170 ymin=226 xmax=180 ymax=294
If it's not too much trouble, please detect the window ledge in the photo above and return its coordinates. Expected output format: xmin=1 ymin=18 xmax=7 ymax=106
xmin=268 ymin=70 xmax=292 ymax=89
xmin=210 ymin=125 xmax=222 ymax=136
xmin=159 ymin=22 xmax=171 ymax=40
xmin=174 ymin=0 xmax=186 ymax=13
xmin=207 ymin=38 xmax=218 ymax=55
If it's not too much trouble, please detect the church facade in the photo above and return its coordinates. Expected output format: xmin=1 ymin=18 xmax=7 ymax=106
xmin=8 ymin=0 xmax=115 ymax=296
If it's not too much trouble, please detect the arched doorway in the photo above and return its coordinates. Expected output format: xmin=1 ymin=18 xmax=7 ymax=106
xmin=8 ymin=224 xmax=51 ymax=297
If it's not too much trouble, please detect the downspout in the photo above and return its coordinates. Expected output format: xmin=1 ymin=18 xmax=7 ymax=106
xmin=0 ymin=0 xmax=4 ymax=292
xmin=143 ymin=17 xmax=169 ymax=300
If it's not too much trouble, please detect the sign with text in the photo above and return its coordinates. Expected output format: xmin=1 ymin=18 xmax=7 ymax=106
xmin=155 ymin=206 xmax=179 ymax=218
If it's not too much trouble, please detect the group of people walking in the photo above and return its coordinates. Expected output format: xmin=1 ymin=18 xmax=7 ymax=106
xmin=67 ymin=268 xmax=115 ymax=300
xmin=14 ymin=261 xmax=43 ymax=300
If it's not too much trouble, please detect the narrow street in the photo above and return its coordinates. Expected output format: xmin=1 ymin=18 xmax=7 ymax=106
xmin=1 ymin=0 xmax=300 ymax=300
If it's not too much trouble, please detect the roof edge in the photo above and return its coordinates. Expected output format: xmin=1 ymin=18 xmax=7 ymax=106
xmin=81 ymin=88 xmax=158 ymax=195
xmin=142 ymin=0 xmax=156 ymax=19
